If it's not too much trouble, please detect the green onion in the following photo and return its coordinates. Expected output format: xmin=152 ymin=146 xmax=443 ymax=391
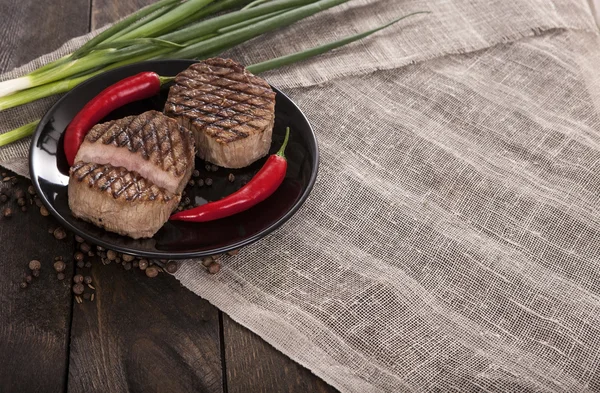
xmin=73 ymin=0 xmax=182 ymax=58
xmin=117 ymin=0 xmax=215 ymax=41
xmin=0 ymin=120 xmax=39 ymax=146
xmin=0 ymin=11 xmax=427 ymax=147
xmin=247 ymin=12 xmax=431 ymax=74
xmin=165 ymin=0 xmax=350 ymax=59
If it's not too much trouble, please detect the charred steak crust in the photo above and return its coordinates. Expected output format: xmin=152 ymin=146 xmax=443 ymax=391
xmin=164 ymin=58 xmax=276 ymax=144
xmin=85 ymin=110 xmax=194 ymax=177
xmin=70 ymin=161 xmax=175 ymax=202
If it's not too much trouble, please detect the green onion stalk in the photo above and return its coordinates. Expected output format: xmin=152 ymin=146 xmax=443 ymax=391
xmin=0 ymin=11 xmax=428 ymax=147
xmin=0 ymin=0 xmax=328 ymax=98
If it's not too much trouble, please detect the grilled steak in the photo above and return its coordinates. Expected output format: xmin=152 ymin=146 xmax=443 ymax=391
xmin=68 ymin=161 xmax=178 ymax=239
xmin=74 ymin=110 xmax=195 ymax=194
xmin=164 ymin=58 xmax=276 ymax=168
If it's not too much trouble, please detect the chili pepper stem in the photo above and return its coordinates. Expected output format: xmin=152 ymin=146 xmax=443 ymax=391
xmin=277 ymin=127 xmax=291 ymax=157
xmin=159 ymin=76 xmax=176 ymax=85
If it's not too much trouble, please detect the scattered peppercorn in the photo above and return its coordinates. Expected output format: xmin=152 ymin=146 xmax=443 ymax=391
xmin=74 ymin=252 xmax=84 ymax=262
xmin=53 ymin=227 xmax=67 ymax=240
xmin=40 ymin=206 xmax=49 ymax=216
xmin=123 ymin=262 xmax=132 ymax=271
xmin=207 ymin=262 xmax=221 ymax=274
xmin=21 ymin=206 xmax=27 ymax=212
xmin=166 ymin=261 xmax=178 ymax=274
xmin=54 ymin=256 xmax=62 ymax=261
xmin=34 ymin=197 xmax=42 ymax=207
xmin=132 ymin=260 xmax=139 ymax=268
xmin=115 ymin=257 xmax=121 ymax=264
xmin=202 ymin=257 xmax=213 ymax=267
xmin=79 ymin=243 xmax=91 ymax=253
xmin=72 ymin=283 xmax=84 ymax=295
xmin=74 ymin=235 xmax=84 ymax=243
xmin=28 ymin=260 xmax=41 ymax=271
xmin=53 ymin=260 xmax=66 ymax=272
xmin=96 ymin=245 xmax=105 ymax=251
xmin=0 ymin=194 xmax=7 ymax=203
xmin=32 ymin=269 xmax=40 ymax=278
xmin=107 ymin=250 xmax=117 ymax=260
xmin=193 ymin=169 xmax=200 ymax=178
xmin=11 ymin=178 xmax=17 ymax=186
xmin=20 ymin=282 xmax=28 ymax=289
xmin=83 ymin=276 xmax=92 ymax=285
xmin=197 ymin=178 xmax=204 ymax=187
xmin=211 ymin=164 xmax=218 ymax=172
xmin=205 ymin=163 xmax=211 ymax=171
xmin=139 ymin=259 xmax=148 ymax=270
xmin=85 ymin=261 xmax=92 ymax=268
xmin=3 ymin=207 xmax=12 ymax=218
xmin=122 ymin=254 xmax=134 ymax=262
xmin=205 ymin=178 xmax=213 ymax=186
xmin=17 ymin=198 xmax=26 ymax=207
xmin=14 ymin=189 xmax=24 ymax=199
xmin=77 ymin=260 xmax=85 ymax=269
xmin=228 ymin=173 xmax=235 ymax=182
xmin=227 ymin=249 xmax=240 ymax=256
xmin=25 ymin=275 xmax=33 ymax=284
xmin=73 ymin=274 xmax=84 ymax=284
xmin=87 ymin=251 xmax=94 ymax=257
xmin=188 ymin=179 xmax=195 ymax=187
xmin=145 ymin=266 xmax=159 ymax=278
xmin=27 ymin=185 xmax=35 ymax=195
xmin=57 ymin=272 xmax=65 ymax=280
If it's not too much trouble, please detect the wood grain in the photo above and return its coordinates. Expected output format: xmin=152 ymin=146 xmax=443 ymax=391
xmin=223 ymin=314 xmax=339 ymax=393
xmin=67 ymin=260 xmax=223 ymax=393
xmin=0 ymin=0 xmax=90 ymax=73
xmin=0 ymin=173 xmax=76 ymax=393
xmin=90 ymin=0 xmax=155 ymax=30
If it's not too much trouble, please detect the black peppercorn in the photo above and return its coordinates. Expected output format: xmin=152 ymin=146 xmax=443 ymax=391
xmin=3 ymin=207 xmax=12 ymax=218
xmin=145 ymin=266 xmax=159 ymax=278
xmin=28 ymin=259 xmax=41 ymax=271
xmin=40 ymin=206 xmax=49 ymax=216
xmin=139 ymin=259 xmax=148 ymax=270
xmin=208 ymin=262 xmax=221 ymax=274
xmin=32 ymin=269 xmax=40 ymax=278
xmin=79 ymin=243 xmax=91 ymax=253
xmin=85 ymin=261 xmax=92 ymax=268
xmin=72 ymin=283 xmax=84 ymax=295
xmin=84 ymin=276 xmax=92 ymax=285
xmin=57 ymin=272 xmax=65 ymax=281
xmin=27 ymin=185 xmax=35 ymax=195
xmin=73 ymin=274 xmax=84 ymax=284
xmin=74 ymin=235 xmax=84 ymax=243
xmin=20 ymin=282 xmax=28 ymax=289
xmin=53 ymin=227 xmax=67 ymax=240
xmin=205 ymin=178 xmax=213 ymax=186
xmin=74 ymin=252 xmax=84 ymax=262
xmin=25 ymin=275 xmax=33 ymax=284
xmin=77 ymin=260 xmax=85 ymax=269
xmin=107 ymin=250 xmax=117 ymax=260
xmin=53 ymin=260 xmax=66 ymax=272
xmin=228 ymin=173 xmax=235 ymax=182
xmin=0 ymin=194 xmax=7 ymax=203
xmin=122 ymin=254 xmax=134 ymax=262
xmin=14 ymin=189 xmax=24 ymax=199
xmin=17 ymin=197 xmax=26 ymax=207
xmin=166 ymin=261 xmax=178 ymax=274
xmin=123 ymin=262 xmax=132 ymax=271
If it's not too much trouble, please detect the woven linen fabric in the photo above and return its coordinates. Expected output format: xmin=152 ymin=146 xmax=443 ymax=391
xmin=2 ymin=0 xmax=600 ymax=392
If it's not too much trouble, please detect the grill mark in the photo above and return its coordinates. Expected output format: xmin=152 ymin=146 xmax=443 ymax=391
xmin=177 ymin=74 xmax=273 ymax=100
xmin=169 ymin=102 xmax=261 ymax=135
xmin=167 ymin=100 xmax=265 ymax=132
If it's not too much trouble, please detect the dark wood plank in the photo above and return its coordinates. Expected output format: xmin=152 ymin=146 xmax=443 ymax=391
xmin=0 ymin=172 xmax=76 ymax=393
xmin=91 ymin=0 xmax=155 ymax=30
xmin=223 ymin=314 xmax=339 ymax=393
xmin=0 ymin=0 xmax=90 ymax=73
xmin=67 ymin=259 xmax=223 ymax=393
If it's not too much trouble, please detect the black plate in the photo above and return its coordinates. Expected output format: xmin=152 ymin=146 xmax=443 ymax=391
xmin=29 ymin=60 xmax=318 ymax=259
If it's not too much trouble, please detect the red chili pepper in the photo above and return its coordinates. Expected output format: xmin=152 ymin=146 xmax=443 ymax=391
xmin=170 ymin=128 xmax=291 ymax=222
xmin=63 ymin=71 xmax=169 ymax=166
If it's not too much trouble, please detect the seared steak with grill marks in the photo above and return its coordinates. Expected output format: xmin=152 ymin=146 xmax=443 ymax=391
xmin=68 ymin=161 xmax=178 ymax=239
xmin=74 ymin=110 xmax=195 ymax=194
xmin=164 ymin=58 xmax=276 ymax=168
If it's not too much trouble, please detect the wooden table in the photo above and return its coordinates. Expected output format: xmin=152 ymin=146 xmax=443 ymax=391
xmin=0 ymin=1 xmax=337 ymax=392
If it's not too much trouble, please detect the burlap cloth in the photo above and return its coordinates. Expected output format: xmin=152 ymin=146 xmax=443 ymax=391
xmin=3 ymin=0 xmax=600 ymax=391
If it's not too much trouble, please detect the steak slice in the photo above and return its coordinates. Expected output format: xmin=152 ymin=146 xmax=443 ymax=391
xmin=164 ymin=58 xmax=276 ymax=168
xmin=74 ymin=110 xmax=195 ymax=195
xmin=68 ymin=161 xmax=178 ymax=239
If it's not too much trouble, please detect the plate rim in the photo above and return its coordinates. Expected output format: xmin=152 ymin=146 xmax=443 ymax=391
xmin=29 ymin=59 xmax=320 ymax=259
